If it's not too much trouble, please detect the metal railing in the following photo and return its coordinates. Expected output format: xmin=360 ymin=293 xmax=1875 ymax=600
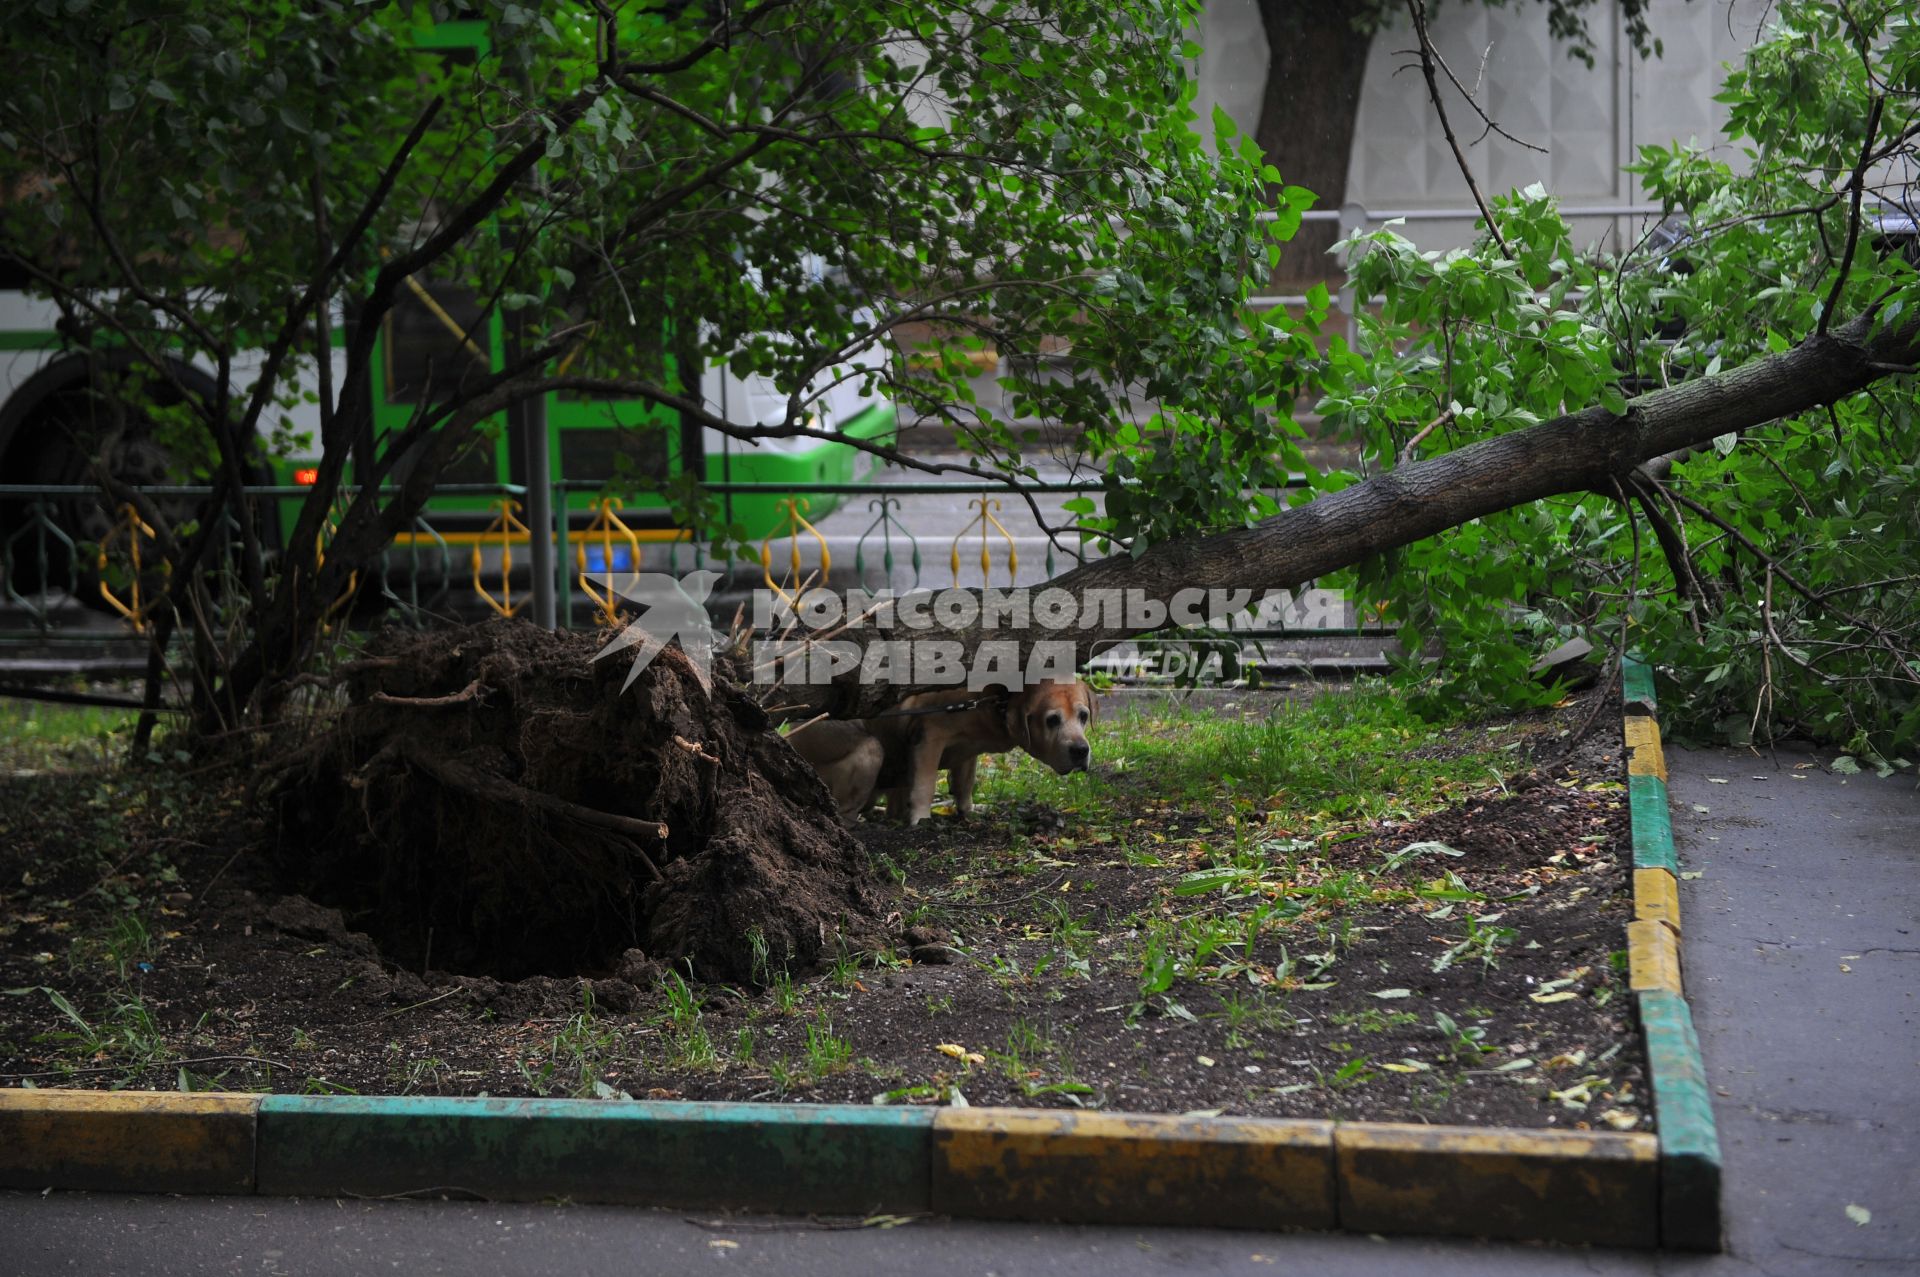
xmin=0 ymin=472 xmax=1391 ymax=668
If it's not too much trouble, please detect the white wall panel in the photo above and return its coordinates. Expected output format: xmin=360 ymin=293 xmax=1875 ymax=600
xmin=1194 ymin=0 xmax=1770 ymax=252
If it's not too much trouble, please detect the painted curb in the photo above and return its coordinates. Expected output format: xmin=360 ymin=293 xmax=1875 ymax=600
xmin=0 ymin=1091 xmax=1667 ymax=1244
xmin=1622 ymin=659 xmax=1658 ymax=716
xmin=1334 ymin=1123 xmax=1658 ymax=1248
xmin=1625 ymin=716 xmax=1668 ymax=781
xmin=1634 ymin=866 xmax=1683 ymax=936
xmin=0 ymin=663 xmax=1722 ymax=1248
xmin=0 ymin=1089 xmax=256 ymax=1195
xmin=1628 ymin=774 xmax=1679 ymax=872
xmin=257 ymin=1096 xmax=932 ymax=1212
xmin=1619 ymin=657 xmax=1724 ymax=1251
xmin=1627 ymin=918 xmax=1684 ymax=993
xmin=930 ymin=1109 xmax=1336 ymax=1229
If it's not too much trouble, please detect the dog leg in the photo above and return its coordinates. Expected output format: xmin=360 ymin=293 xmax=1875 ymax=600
xmin=904 ymin=737 xmax=942 ymax=826
xmin=837 ymin=735 xmax=883 ymax=819
xmin=950 ymin=753 xmax=979 ymax=819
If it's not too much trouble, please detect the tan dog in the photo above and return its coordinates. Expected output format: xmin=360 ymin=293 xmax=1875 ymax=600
xmin=788 ymin=680 xmax=1096 ymax=826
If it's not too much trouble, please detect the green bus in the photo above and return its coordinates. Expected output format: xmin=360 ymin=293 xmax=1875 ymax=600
xmin=0 ymin=16 xmax=895 ymax=609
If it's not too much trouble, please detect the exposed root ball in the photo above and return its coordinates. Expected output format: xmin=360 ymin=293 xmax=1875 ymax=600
xmin=265 ymin=620 xmax=885 ymax=982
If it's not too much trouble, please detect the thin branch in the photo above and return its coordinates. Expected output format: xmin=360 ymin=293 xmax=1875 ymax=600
xmin=1819 ymin=93 xmax=1884 ymax=337
xmin=1405 ymin=0 xmax=1512 ymax=258
xmin=1662 ymin=486 xmax=1920 ymax=686
xmin=1400 ymin=408 xmax=1455 ymax=465
xmin=1432 ymin=39 xmax=1547 ymax=154
xmin=1627 ymin=479 xmax=1707 ymax=632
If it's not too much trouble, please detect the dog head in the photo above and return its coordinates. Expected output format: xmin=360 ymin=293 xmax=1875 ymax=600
xmin=1006 ymin=679 xmax=1096 ymax=775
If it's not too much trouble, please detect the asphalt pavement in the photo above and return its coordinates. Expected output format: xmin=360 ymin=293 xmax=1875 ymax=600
xmin=3 ymin=744 xmax=1915 ymax=1276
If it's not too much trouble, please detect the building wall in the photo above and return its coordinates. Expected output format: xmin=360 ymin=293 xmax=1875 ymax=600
xmin=1192 ymin=0 xmax=1770 ymax=253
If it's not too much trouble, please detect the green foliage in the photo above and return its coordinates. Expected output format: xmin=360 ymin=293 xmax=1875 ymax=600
xmin=2 ymin=0 xmax=1912 ymax=758
xmin=518 ymin=985 xmax=620 ymax=1097
xmin=1318 ymin=1 xmax=1920 ymax=752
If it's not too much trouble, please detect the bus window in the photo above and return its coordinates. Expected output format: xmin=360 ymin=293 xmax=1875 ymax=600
xmin=558 ymin=425 xmax=671 ymax=485
xmin=383 ymin=278 xmax=490 ymax=407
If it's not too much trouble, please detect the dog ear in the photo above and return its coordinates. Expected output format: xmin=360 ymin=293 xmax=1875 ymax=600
xmin=1004 ymin=688 xmax=1029 ymax=746
xmin=1084 ymin=684 xmax=1098 ymax=724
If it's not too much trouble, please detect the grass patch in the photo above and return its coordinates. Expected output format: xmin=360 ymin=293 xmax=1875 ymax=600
xmin=971 ymin=680 xmax=1524 ymax=827
xmin=902 ymin=681 xmax=1607 ymax=1088
xmin=0 ymin=700 xmax=137 ymax=772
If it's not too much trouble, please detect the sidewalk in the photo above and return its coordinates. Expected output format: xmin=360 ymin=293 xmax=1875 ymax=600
xmin=1667 ymin=744 xmax=1919 ymax=1271
xmin=3 ymin=745 xmax=1915 ymax=1274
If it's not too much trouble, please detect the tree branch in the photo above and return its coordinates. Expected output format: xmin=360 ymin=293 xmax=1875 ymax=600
xmin=1405 ymin=0 xmax=1512 ymax=259
xmin=1819 ymin=93 xmax=1884 ymax=336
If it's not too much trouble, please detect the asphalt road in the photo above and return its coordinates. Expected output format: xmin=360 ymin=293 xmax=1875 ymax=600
xmin=4 ymin=745 xmax=1916 ymax=1276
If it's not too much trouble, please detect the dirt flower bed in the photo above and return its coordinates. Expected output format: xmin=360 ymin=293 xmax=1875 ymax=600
xmin=0 ymin=666 xmax=1648 ymax=1134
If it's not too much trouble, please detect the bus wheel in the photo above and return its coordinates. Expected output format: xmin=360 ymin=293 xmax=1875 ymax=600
xmin=3 ymin=385 xmax=193 ymax=617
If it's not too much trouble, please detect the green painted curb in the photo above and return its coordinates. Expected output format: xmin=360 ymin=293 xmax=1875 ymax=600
xmin=1639 ymin=991 xmax=1723 ymax=1251
xmin=1622 ymin=657 xmax=1658 ymax=714
xmin=1629 ymin=773 xmax=1679 ymax=872
xmin=1622 ymin=657 xmax=1724 ymax=1252
xmin=255 ymin=1096 xmax=932 ymax=1212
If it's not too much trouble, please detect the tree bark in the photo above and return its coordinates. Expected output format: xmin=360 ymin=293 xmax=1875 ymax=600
xmin=787 ymin=313 xmax=1920 ymax=717
xmin=1253 ymin=1 xmax=1379 ymax=288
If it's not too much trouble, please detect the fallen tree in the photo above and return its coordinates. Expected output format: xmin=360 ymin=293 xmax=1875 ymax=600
xmin=787 ymin=307 xmax=1920 ymax=717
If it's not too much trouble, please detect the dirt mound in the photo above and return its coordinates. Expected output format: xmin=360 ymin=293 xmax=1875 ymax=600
xmin=263 ymin=619 xmax=886 ymax=982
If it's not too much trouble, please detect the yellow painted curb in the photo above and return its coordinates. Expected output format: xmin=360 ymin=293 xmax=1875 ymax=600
xmin=932 ymin=1108 xmax=1335 ymax=1229
xmin=1335 ymin=1122 xmax=1660 ymax=1247
xmin=1624 ymin=716 xmax=1667 ymax=781
xmin=1634 ymin=866 xmax=1683 ymax=935
xmin=1628 ymin=918 xmax=1684 ymax=993
xmin=0 ymin=1089 xmax=259 ymax=1195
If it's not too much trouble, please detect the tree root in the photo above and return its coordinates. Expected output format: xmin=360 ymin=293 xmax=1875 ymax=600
xmin=370 ymin=678 xmax=487 ymax=709
xmin=388 ymin=739 xmax=668 ymax=881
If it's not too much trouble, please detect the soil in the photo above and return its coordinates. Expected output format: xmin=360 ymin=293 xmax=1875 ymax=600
xmin=0 ymin=636 xmax=1648 ymax=1134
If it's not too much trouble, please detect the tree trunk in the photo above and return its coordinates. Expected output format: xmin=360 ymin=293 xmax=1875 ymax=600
xmin=1253 ymin=1 xmax=1378 ymax=288
xmin=787 ymin=313 xmax=1920 ymax=717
